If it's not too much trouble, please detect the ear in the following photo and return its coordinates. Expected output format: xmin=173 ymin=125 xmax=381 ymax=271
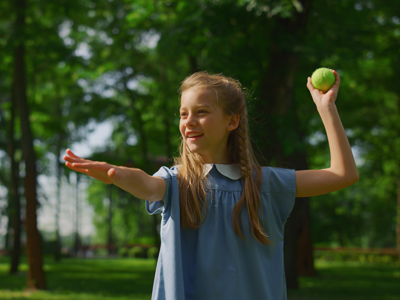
xmin=227 ymin=114 xmax=240 ymax=131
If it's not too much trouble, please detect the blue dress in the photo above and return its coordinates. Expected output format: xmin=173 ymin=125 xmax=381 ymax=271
xmin=145 ymin=164 xmax=296 ymax=300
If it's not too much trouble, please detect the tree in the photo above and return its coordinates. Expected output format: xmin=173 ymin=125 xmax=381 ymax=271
xmin=7 ymin=86 xmax=22 ymax=274
xmin=14 ymin=0 xmax=46 ymax=290
xmin=253 ymin=0 xmax=316 ymax=287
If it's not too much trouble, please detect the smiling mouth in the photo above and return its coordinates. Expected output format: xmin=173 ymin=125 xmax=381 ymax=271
xmin=187 ymin=134 xmax=203 ymax=141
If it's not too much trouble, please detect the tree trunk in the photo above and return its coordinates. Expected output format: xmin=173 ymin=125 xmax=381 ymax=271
xmin=287 ymin=152 xmax=316 ymax=279
xmin=107 ymin=185 xmax=114 ymax=256
xmin=397 ymin=171 xmax=400 ymax=261
xmin=5 ymin=216 xmax=11 ymax=253
xmin=256 ymin=0 xmax=314 ymax=289
xmin=54 ymin=136 xmax=63 ymax=262
xmin=74 ymin=174 xmax=81 ymax=256
xmin=8 ymin=86 xmax=22 ymax=274
xmin=296 ymin=205 xmax=315 ymax=277
xmin=14 ymin=0 xmax=46 ymax=289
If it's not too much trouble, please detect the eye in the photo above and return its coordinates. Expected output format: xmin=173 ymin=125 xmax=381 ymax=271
xmin=180 ymin=112 xmax=187 ymax=117
xmin=198 ymin=110 xmax=207 ymax=114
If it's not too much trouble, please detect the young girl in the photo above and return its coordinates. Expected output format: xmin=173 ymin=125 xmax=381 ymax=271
xmin=64 ymin=70 xmax=359 ymax=300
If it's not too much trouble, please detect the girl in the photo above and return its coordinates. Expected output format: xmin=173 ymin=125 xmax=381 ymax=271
xmin=64 ymin=70 xmax=359 ymax=300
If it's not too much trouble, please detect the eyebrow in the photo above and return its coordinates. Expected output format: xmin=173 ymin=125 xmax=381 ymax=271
xmin=179 ymin=104 xmax=212 ymax=111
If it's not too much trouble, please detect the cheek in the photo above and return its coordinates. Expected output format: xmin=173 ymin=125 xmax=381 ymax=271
xmin=179 ymin=121 xmax=184 ymax=136
xmin=202 ymin=116 xmax=216 ymax=129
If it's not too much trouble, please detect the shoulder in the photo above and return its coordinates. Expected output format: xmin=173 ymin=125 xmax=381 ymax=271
xmin=152 ymin=165 xmax=179 ymax=179
xmin=260 ymin=166 xmax=296 ymax=193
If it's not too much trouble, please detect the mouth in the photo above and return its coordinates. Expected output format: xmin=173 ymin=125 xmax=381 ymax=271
xmin=186 ymin=133 xmax=204 ymax=141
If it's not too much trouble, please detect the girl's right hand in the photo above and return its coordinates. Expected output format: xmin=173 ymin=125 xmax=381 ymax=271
xmin=63 ymin=149 xmax=118 ymax=184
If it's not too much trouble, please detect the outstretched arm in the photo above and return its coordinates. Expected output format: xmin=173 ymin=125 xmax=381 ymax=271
xmin=63 ymin=149 xmax=166 ymax=202
xmin=295 ymin=70 xmax=359 ymax=198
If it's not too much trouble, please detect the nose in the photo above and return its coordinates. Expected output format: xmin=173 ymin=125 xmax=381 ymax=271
xmin=184 ymin=113 xmax=197 ymax=127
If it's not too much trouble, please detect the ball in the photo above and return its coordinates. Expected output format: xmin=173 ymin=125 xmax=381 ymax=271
xmin=311 ymin=68 xmax=335 ymax=92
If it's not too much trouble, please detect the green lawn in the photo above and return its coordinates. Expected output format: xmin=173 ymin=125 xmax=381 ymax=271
xmin=0 ymin=257 xmax=156 ymax=300
xmin=288 ymin=261 xmax=400 ymax=300
xmin=0 ymin=257 xmax=399 ymax=299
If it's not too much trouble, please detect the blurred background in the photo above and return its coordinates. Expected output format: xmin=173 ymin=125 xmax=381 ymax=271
xmin=0 ymin=0 xmax=399 ymax=299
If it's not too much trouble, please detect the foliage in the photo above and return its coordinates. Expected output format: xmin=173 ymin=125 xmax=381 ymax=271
xmin=90 ymin=248 xmax=107 ymax=258
xmin=87 ymin=180 xmax=155 ymax=246
xmin=127 ymin=246 xmax=146 ymax=258
xmin=118 ymin=247 xmax=128 ymax=258
xmin=303 ymin=0 xmax=400 ymax=248
xmin=314 ymin=249 xmax=399 ymax=264
xmin=0 ymin=0 xmax=399 ymax=265
xmin=146 ymin=247 xmax=160 ymax=259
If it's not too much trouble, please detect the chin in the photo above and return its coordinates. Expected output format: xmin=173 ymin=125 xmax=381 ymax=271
xmin=187 ymin=145 xmax=204 ymax=155
xmin=187 ymin=146 xmax=200 ymax=153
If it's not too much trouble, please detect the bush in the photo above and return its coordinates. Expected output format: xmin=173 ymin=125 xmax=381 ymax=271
xmin=118 ymin=247 xmax=128 ymax=258
xmin=128 ymin=246 xmax=146 ymax=258
xmin=314 ymin=249 xmax=398 ymax=263
xmin=94 ymin=248 xmax=108 ymax=258
xmin=130 ymin=237 xmax=157 ymax=245
xmin=147 ymin=247 xmax=159 ymax=259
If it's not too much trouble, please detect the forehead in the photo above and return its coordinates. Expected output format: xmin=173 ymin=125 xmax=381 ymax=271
xmin=180 ymin=88 xmax=219 ymax=109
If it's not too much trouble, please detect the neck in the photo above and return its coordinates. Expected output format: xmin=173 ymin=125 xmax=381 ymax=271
xmin=199 ymin=154 xmax=232 ymax=164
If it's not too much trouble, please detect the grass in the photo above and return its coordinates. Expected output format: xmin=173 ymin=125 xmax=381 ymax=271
xmin=0 ymin=257 xmax=399 ymax=299
xmin=288 ymin=261 xmax=400 ymax=300
xmin=0 ymin=257 xmax=156 ymax=300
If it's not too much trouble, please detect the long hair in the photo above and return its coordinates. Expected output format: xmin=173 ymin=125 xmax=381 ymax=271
xmin=173 ymin=71 xmax=271 ymax=244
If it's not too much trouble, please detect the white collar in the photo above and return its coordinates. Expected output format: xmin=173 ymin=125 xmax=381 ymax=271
xmin=175 ymin=164 xmax=243 ymax=180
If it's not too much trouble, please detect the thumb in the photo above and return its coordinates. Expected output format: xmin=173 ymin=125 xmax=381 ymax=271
xmin=107 ymin=168 xmax=117 ymax=178
xmin=307 ymin=77 xmax=317 ymax=94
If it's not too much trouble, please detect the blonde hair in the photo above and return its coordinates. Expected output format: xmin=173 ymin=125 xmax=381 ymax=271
xmin=173 ymin=71 xmax=271 ymax=244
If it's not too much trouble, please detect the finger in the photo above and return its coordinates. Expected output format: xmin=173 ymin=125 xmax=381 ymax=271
xmin=70 ymin=162 xmax=110 ymax=170
xmin=330 ymin=69 xmax=341 ymax=88
xmin=63 ymin=155 xmax=86 ymax=164
xmin=307 ymin=77 xmax=323 ymax=98
xmin=65 ymin=162 xmax=89 ymax=174
xmin=66 ymin=149 xmax=82 ymax=159
xmin=306 ymin=77 xmax=316 ymax=93
xmin=63 ymin=155 xmax=77 ymax=162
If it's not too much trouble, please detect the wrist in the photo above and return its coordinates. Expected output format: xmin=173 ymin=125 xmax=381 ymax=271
xmin=317 ymin=103 xmax=337 ymax=114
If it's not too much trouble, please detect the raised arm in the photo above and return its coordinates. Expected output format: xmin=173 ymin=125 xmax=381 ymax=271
xmin=295 ymin=70 xmax=359 ymax=198
xmin=63 ymin=149 xmax=166 ymax=202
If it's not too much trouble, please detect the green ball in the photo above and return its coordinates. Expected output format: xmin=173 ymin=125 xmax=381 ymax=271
xmin=311 ymin=67 xmax=335 ymax=92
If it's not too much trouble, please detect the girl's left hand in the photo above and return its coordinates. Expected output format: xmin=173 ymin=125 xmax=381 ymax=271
xmin=306 ymin=69 xmax=340 ymax=109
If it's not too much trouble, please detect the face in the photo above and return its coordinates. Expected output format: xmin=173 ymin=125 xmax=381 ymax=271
xmin=179 ymin=88 xmax=239 ymax=164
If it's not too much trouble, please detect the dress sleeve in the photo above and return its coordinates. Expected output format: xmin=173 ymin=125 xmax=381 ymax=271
xmin=261 ymin=167 xmax=296 ymax=223
xmin=145 ymin=166 xmax=175 ymax=215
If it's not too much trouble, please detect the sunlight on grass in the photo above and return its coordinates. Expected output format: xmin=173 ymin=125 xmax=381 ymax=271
xmin=0 ymin=257 xmax=156 ymax=300
xmin=0 ymin=257 xmax=399 ymax=300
